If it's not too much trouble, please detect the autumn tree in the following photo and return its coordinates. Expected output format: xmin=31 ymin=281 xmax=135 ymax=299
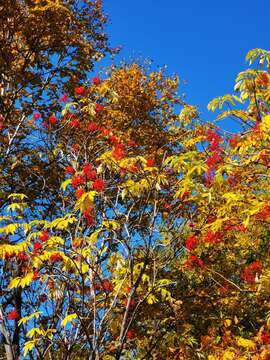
xmin=124 ymin=49 xmax=270 ymax=359
xmin=0 ymin=0 xmax=112 ymax=208
xmin=1 ymin=3 xmax=270 ymax=360
xmin=0 ymin=0 xmax=112 ymax=358
xmin=0 ymin=58 xmax=189 ymax=359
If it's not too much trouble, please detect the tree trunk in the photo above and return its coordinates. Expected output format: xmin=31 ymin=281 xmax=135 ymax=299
xmin=0 ymin=306 xmax=14 ymax=360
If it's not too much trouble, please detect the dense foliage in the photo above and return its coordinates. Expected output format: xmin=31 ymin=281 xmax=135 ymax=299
xmin=1 ymin=2 xmax=270 ymax=360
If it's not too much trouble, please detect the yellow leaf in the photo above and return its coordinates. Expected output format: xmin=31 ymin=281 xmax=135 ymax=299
xmin=243 ymin=215 xmax=250 ymax=228
xmin=23 ymin=339 xmax=39 ymax=357
xmin=44 ymin=328 xmax=56 ymax=339
xmin=46 ymin=236 xmax=64 ymax=247
xmin=18 ymin=312 xmax=42 ymax=326
xmin=223 ymin=319 xmax=232 ymax=328
xmin=207 ymin=94 xmax=242 ymax=112
xmin=246 ymin=48 xmax=269 ymax=65
xmin=74 ymin=191 xmax=96 ymax=213
xmin=206 ymin=218 xmax=228 ymax=231
xmin=26 ymin=328 xmax=43 ymax=338
xmin=50 ymin=215 xmax=77 ymax=230
xmin=122 ymin=178 xmax=150 ymax=197
xmin=236 ymin=337 xmax=256 ymax=350
xmin=0 ymin=223 xmax=18 ymax=235
xmin=142 ymin=274 xmax=150 ymax=283
xmin=60 ymin=179 xmax=72 ymax=191
xmin=7 ymin=203 xmax=27 ymax=212
xmin=72 ymin=237 xmax=83 ymax=248
xmin=8 ymin=193 xmax=28 ymax=200
xmin=8 ymin=277 xmax=22 ymax=289
xmin=222 ymin=350 xmax=235 ymax=360
xmin=81 ymin=263 xmax=89 ymax=274
xmin=9 ymin=273 xmax=34 ymax=289
xmin=147 ymin=294 xmax=158 ymax=305
xmin=30 ymin=219 xmax=49 ymax=227
xmin=87 ymin=229 xmax=101 ymax=244
xmin=98 ymin=82 xmax=109 ymax=96
xmin=216 ymin=109 xmax=251 ymax=122
xmin=102 ymin=220 xmax=119 ymax=230
xmin=0 ymin=242 xmax=28 ymax=259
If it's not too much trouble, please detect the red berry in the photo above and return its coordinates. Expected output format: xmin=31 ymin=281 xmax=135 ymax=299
xmin=50 ymin=253 xmax=63 ymax=262
xmin=93 ymin=282 xmax=101 ymax=291
xmin=185 ymin=255 xmax=204 ymax=270
xmin=100 ymin=127 xmax=111 ymax=136
xmin=33 ymin=242 xmax=42 ymax=251
xmin=203 ymin=230 xmax=222 ymax=244
xmin=146 ymin=159 xmax=155 ymax=167
xmin=95 ymin=103 xmax=104 ymax=113
xmin=42 ymin=121 xmax=49 ymax=129
xmin=185 ymin=235 xmax=198 ymax=251
xmin=87 ymin=122 xmax=99 ymax=132
xmin=39 ymin=230 xmax=49 ymax=242
xmin=7 ymin=309 xmax=19 ymax=321
xmin=250 ymin=261 xmax=262 ymax=271
xmin=65 ymin=166 xmax=75 ymax=175
xmin=112 ymin=144 xmax=125 ymax=160
xmin=261 ymin=332 xmax=270 ymax=344
xmin=127 ymin=329 xmax=135 ymax=339
xmin=59 ymin=94 xmax=68 ymax=102
xmin=82 ymin=163 xmax=92 ymax=176
xmin=242 ymin=261 xmax=262 ymax=284
xmin=33 ymin=270 xmax=40 ymax=281
xmin=4 ymin=252 xmax=15 ymax=260
xmin=128 ymin=140 xmax=137 ymax=147
xmin=16 ymin=251 xmax=28 ymax=261
xmin=86 ymin=170 xmax=97 ymax=181
xmin=48 ymin=115 xmax=57 ymax=124
xmin=163 ymin=203 xmax=171 ymax=209
xmin=123 ymin=298 xmax=135 ymax=307
xmin=101 ymin=279 xmax=114 ymax=292
xmin=71 ymin=143 xmax=80 ymax=152
xmin=72 ymin=175 xmax=85 ymax=188
xmin=83 ymin=208 xmax=94 ymax=226
xmin=109 ymin=135 xmax=118 ymax=144
xmin=129 ymin=164 xmax=139 ymax=173
xmin=92 ymin=179 xmax=105 ymax=192
xmin=33 ymin=112 xmax=41 ymax=120
xmin=75 ymin=86 xmax=86 ymax=95
xmin=76 ymin=188 xmax=85 ymax=199
xmin=70 ymin=118 xmax=80 ymax=128
xmin=92 ymin=76 xmax=102 ymax=85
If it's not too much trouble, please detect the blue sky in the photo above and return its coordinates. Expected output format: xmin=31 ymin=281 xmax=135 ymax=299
xmin=102 ymin=0 xmax=269 ymax=130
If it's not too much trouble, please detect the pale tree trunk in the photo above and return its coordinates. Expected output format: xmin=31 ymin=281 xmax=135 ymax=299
xmin=0 ymin=306 xmax=14 ymax=360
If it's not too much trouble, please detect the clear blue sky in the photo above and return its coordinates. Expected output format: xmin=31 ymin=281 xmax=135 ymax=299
xmin=102 ymin=0 xmax=269 ymax=130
